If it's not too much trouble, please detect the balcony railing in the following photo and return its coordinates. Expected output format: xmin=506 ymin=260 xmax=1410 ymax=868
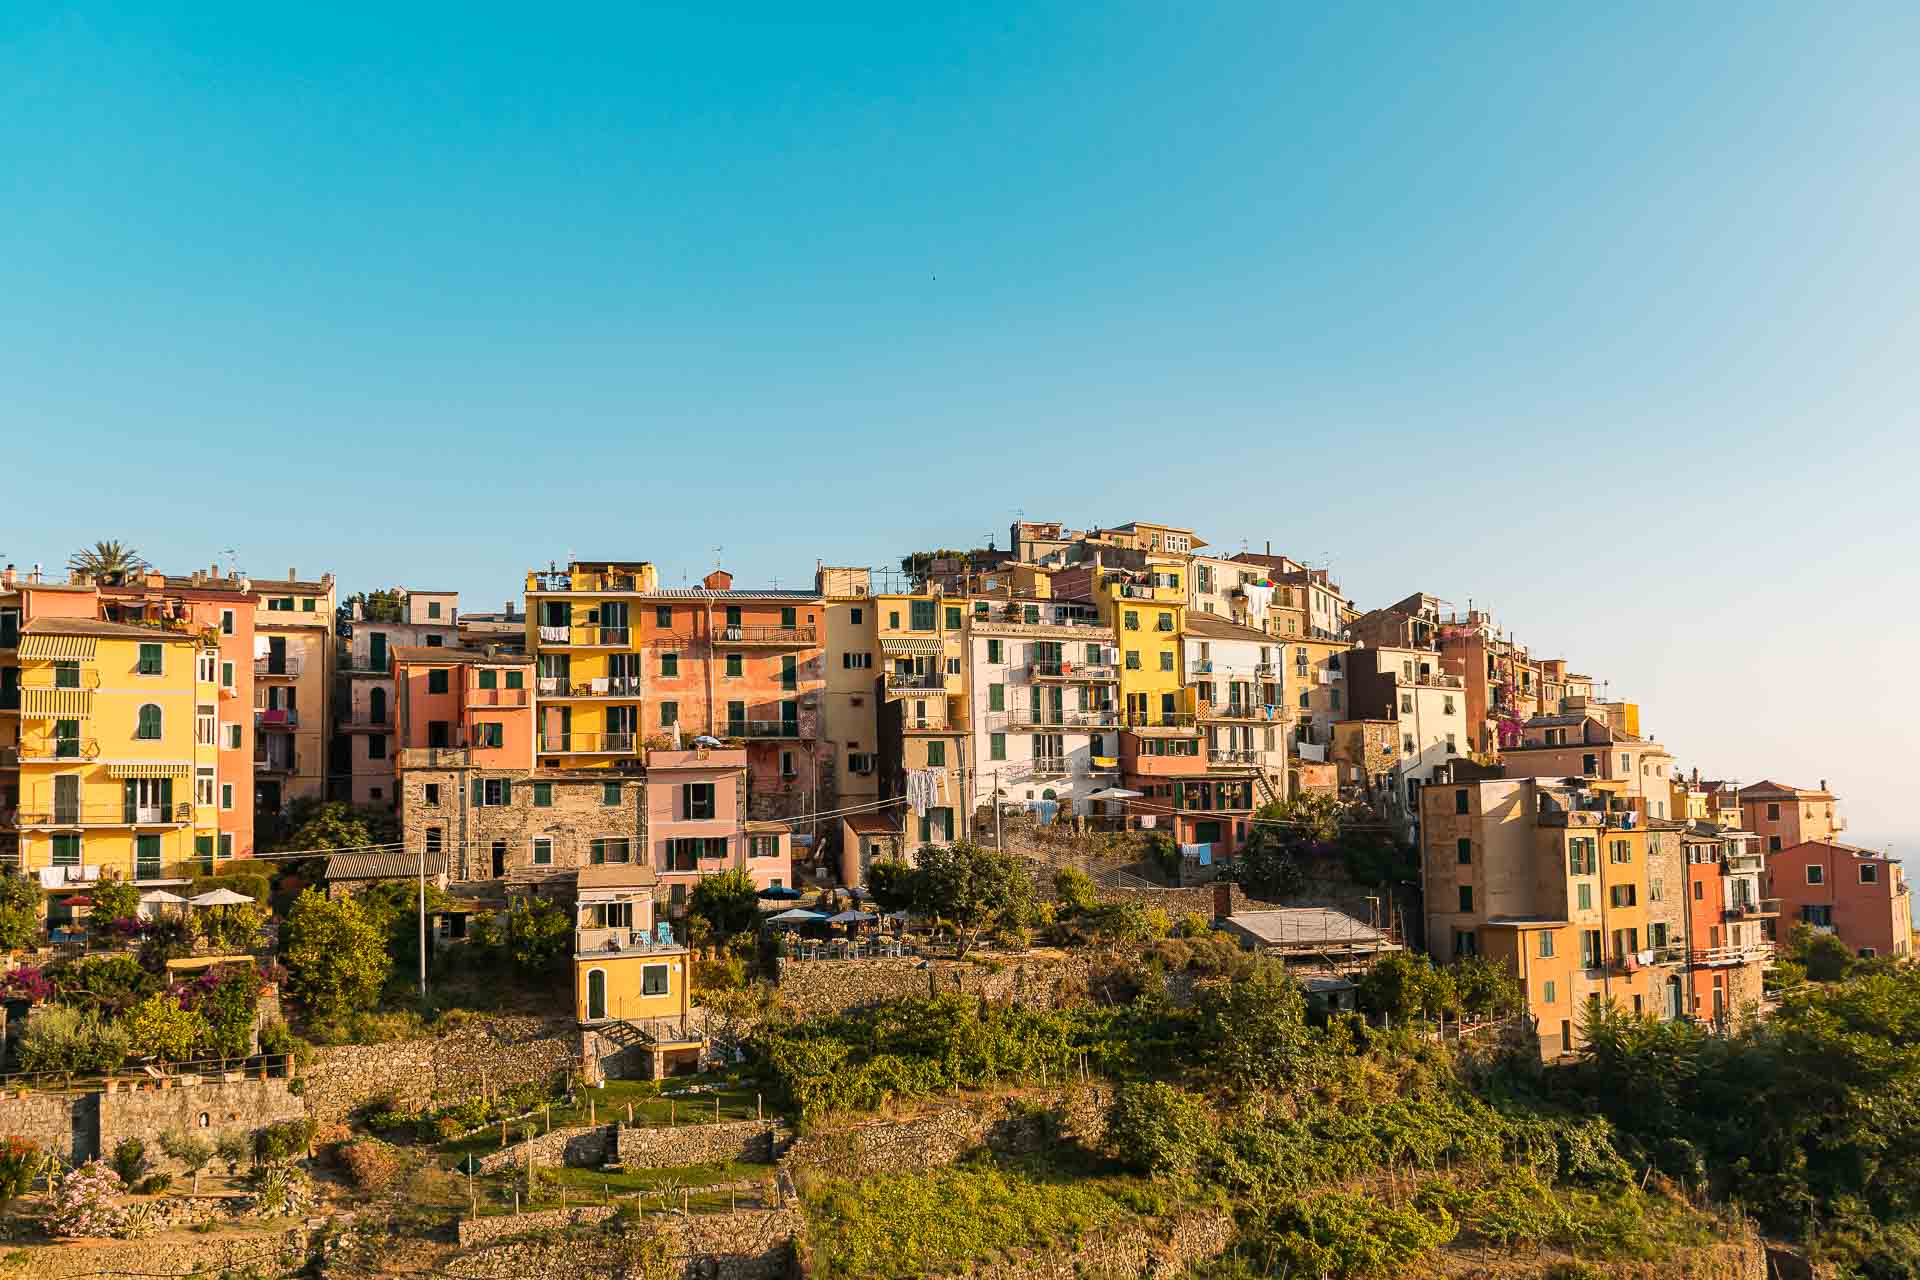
xmin=1028 ymin=757 xmax=1070 ymax=778
xmin=714 ymin=625 xmax=817 ymax=647
xmin=1029 ymin=661 xmax=1118 ymax=681
xmin=535 ymin=625 xmax=632 ymax=647
xmin=538 ymin=676 xmax=643 ymax=697
xmin=884 ymin=671 xmax=947 ymax=694
xmin=256 ymin=752 xmax=297 ymax=774
xmin=724 ymin=719 xmax=803 ymax=740
xmin=1254 ymin=663 xmax=1278 ymax=679
xmin=21 ymin=670 xmax=102 ymax=691
xmin=1200 ymin=702 xmax=1282 ymax=722
xmin=1125 ymin=712 xmax=1199 ymax=730
xmin=1191 ymin=660 xmax=1214 ymax=674
xmin=1209 ymin=749 xmax=1261 ymax=766
xmin=575 ymin=928 xmax=684 ymax=958
xmin=22 ymin=737 xmax=100 ymax=761
xmin=539 ymin=731 xmax=637 ymax=754
xmin=254 ymin=655 xmax=305 ymax=678
xmin=18 ymin=803 xmax=193 ymax=827
xmin=255 ymin=708 xmax=299 ymax=729
xmin=1725 ymin=897 xmax=1782 ymax=920
xmin=468 ymin=686 xmax=531 ymax=708
xmin=989 ymin=709 xmax=1120 ymax=732
xmin=398 ymin=745 xmax=471 ymax=768
xmin=1691 ymin=943 xmax=1776 ymax=967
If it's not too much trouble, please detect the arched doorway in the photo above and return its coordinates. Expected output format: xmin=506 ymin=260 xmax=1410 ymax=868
xmin=586 ymin=968 xmax=607 ymax=1022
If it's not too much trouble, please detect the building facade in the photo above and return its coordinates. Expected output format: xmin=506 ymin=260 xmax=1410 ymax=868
xmin=339 ymin=589 xmax=461 ymax=807
xmin=1768 ymin=839 xmax=1911 ymax=960
xmin=248 ymin=571 xmax=338 ymax=816
xmin=1739 ymin=780 xmax=1843 ymax=852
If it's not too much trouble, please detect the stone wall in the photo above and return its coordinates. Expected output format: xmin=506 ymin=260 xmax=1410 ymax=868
xmin=7 ymin=1225 xmax=313 ymax=1280
xmin=477 ymin=1118 xmax=780 ymax=1174
xmin=775 ymin=953 xmax=1096 ymax=1018
xmin=0 ymin=1090 xmax=78 ymax=1162
xmin=785 ymin=1088 xmax=1109 ymax=1181
xmin=962 ymin=1210 xmax=1234 ymax=1280
xmin=454 ymin=1204 xmax=803 ymax=1280
xmin=100 ymin=1077 xmax=306 ymax=1168
xmin=303 ymin=1015 xmax=578 ymax=1122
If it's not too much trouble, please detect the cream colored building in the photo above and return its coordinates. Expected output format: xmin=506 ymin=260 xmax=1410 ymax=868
xmin=816 ymin=567 xmax=880 ymax=812
xmin=248 ymin=571 xmax=336 ymax=814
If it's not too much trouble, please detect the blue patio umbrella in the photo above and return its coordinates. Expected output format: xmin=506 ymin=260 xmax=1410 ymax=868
xmin=757 ymin=885 xmax=803 ymax=901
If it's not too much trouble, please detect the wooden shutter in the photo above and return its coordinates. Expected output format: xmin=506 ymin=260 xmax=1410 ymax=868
xmin=123 ymin=780 xmax=138 ymax=823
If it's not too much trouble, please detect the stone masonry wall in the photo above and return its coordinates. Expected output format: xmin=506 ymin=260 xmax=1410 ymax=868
xmin=775 ymin=954 xmax=1097 ymax=1018
xmin=963 ymin=1211 xmax=1235 ymax=1280
xmin=399 ymin=767 xmax=645 ymax=894
xmin=477 ymin=1118 xmax=779 ymax=1174
xmin=784 ymin=1088 xmax=1110 ymax=1181
xmin=454 ymin=1202 xmax=803 ymax=1280
xmin=99 ymin=1077 xmax=306 ymax=1168
xmin=303 ymin=1015 xmax=578 ymax=1122
xmin=0 ymin=1091 xmax=77 ymax=1162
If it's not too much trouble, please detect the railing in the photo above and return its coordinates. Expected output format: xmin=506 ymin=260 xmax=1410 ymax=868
xmin=1125 ymin=713 xmax=1198 ymax=729
xmin=562 ymin=626 xmax=631 ymax=647
xmin=17 ymin=803 xmax=193 ymax=826
xmin=1254 ymin=663 xmax=1278 ymax=679
xmin=575 ymin=928 xmax=684 ymax=957
xmin=1028 ymin=757 xmax=1070 ymax=778
xmin=21 ymin=670 xmax=102 ymax=690
xmin=338 ymin=717 xmax=391 ymax=732
xmin=538 ymin=625 xmax=569 ymax=643
xmin=1121 ymin=750 xmax=1208 ymax=776
xmin=900 ymin=717 xmax=956 ymax=733
xmin=1690 ymin=943 xmax=1776 ymax=967
xmin=1191 ymin=660 xmax=1214 ymax=674
xmin=714 ymin=625 xmax=817 ymax=646
xmin=468 ymin=687 xmax=531 ymax=708
xmin=539 ymin=731 xmax=637 ymax=753
xmin=1725 ymin=897 xmax=1782 ymax=919
xmin=989 ymin=709 xmax=1120 ymax=731
xmin=724 ymin=720 xmax=803 ymax=739
xmin=1209 ymin=749 xmax=1260 ymax=766
xmin=1200 ymin=702 xmax=1281 ymax=721
xmin=972 ymin=607 xmax=1107 ymax=630
xmin=398 ymin=745 xmax=471 ymax=768
xmin=255 ymin=752 xmax=296 ymax=773
xmin=21 ymin=737 xmax=100 ymax=761
xmin=538 ymin=677 xmax=643 ymax=697
xmin=624 ymin=1015 xmax=704 ymax=1045
xmin=253 ymin=655 xmax=305 ymax=678
xmin=884 ymin=671 xmax=946 ymax=694
xmin=255 ymin=708 xmax=299 ymax=729
xmin=1029 ymin=661 xmax=1118 ymax=681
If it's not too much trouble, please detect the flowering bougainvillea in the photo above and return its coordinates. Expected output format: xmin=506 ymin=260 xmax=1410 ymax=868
xmin=46 ymin=1160 xmax=129 ymax=1239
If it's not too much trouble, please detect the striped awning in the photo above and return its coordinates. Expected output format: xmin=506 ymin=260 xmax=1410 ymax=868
xmin=880 ymin=638 xmax=941 ymax=656
xmin=107 ymin=762 xmax=192 ymax=779
xmin=19 ymin=635 xmax=96 ymax=661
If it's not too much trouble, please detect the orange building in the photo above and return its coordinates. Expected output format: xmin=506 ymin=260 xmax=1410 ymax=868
xmin=1769 ymin=839 xmax=1911 ymax=960
xmin=1739 ymin=779 xmax=1843 ymax=852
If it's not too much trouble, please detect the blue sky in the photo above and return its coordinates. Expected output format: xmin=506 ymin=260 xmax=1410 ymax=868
xmin=5 ymin=3 xmax=1917 ymax=865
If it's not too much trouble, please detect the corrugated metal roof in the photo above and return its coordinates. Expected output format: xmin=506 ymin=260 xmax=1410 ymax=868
xmin=325 ymin=850 xmax=448 ymax=880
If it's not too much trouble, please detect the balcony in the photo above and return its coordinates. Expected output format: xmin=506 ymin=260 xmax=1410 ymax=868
xmin=468 ymin=686 xmax=531 ymax=708
xmin=1199 ymin=702 xmax=1282 ymax=722
xmin=398 ymin=745 xmax=471 ymax=768
xmin=254 ymin=655 xmax=305 ymax=679
xmin=714 ymin=625 xmax=817 ymax=648
xmin=256 ymin=750 xmax=296 ymax=774
xmin=18 ymin=803 xmax=193 ymax=828
xmin=969 ymin=604 xmax=1108 ymax=632
xmin=724 ymin=719 xmax=804 ymax=740
xmin=1725 ymin=897 xmax=1781 ymax=920
xmin=339 ymin=717 xmax=392 ymax=733
xmin=1191 ymin=659 xmax=1214 ymax=674
xmin=1028 ymin=756 xmax=1070 ymax=779
xmin=1029 ymin=661 xmax=1118 ymax=683
xmin=1209 ymin=749 xmax=1262 ymax=768
xmin=1254 ymin=663 xmax=1278 ymax=680
xmin=539 ymin=731 xmax=638 ymax=754
xmin=1120 ymin=739 xmax=1209 ymax=777
xmin=255 ymin=708 xmax=299 ymax=730
xmin=1125 ymin=712 xmax=1199 ymax=731
xmin=990 ymin=709 xmax=1121 ymax=732
xmin=538 ymin=676 xmax=643 ymax=698
xmin=884 ymin=670 xmax=947 ymax=696
xmin=1691 ymin=943 xmax=1776 ymax=967
xmin=21 ymin=737 xmax=99 ymax=762
xmin=575 ymin=928 xmax=685 ymax=959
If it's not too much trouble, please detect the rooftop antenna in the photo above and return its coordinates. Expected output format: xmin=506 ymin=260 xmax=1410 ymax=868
xmin=222 ymin=547 xmax=239 ymax=578
xmin=713 ymin=546 xmax=724 ymax=571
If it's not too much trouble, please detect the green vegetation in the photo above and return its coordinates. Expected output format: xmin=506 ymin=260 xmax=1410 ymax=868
xmin=689 ymin=867 xmax=762 ymax=939
xmin=865 ymin=842 xmax=1034 ymax=957
xmin=280 ymin=889 xmax=393 ymax=1018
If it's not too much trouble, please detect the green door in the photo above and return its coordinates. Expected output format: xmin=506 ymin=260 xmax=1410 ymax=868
xmin=587 ymin=969 xmax=607 ymax=1021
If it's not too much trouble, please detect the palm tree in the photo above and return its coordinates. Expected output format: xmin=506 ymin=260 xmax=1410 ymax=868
xmin=67 ymin=540 xmax=149 ymax=584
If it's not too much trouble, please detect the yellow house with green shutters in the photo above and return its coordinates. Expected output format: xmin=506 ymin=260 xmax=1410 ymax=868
xmin=14 ymin=617 xmax=220 ymax=920
xmin=1101 ymin=571 xmax=1193 ymax=729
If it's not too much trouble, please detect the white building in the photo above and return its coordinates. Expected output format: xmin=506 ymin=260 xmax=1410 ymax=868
xmin=1182 ymin=614 xmax=1289 ymax=806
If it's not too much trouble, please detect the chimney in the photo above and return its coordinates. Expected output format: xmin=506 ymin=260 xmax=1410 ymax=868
xmin=701 ymin=568 xmax=733 ymax=591
xmin=1 ymin=565 xmax=13 ymax=589
xmin=211 ymin=562 xmax=219 ymax=579
xmin=1820 ymin=779 xmax=1828 ymax=793
xmin=191 ymin=570 xmax=204 ymax=586
xmin=1212 ymin=882 xmax=1233 ymax=921
xmin=287 ymin=567 xmax=297 ymax=582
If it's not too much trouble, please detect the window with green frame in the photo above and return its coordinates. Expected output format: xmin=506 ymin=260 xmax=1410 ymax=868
xmin=926 ymin=740 xmax=946 ymax=766
xmin=428 ymin=669 xmax=449 ymax=694
xmin=661 ymin=652 xmax=679 ymax=677
xmin=505 ymin=670 xmax=524 ymax=689
xmin=53 ymin=662 xmax=79 ymax=689
xmin=988 ymin=684 xmax=1004 ymax=711
xmin=602 ymin=782 xmax=622 ymax=806
xmin=910 ymin=600 xmax=936 ymax=631
xmin=137 ymin=643 xmax=163 ymax=674
xmin=478 ymin=669 xmax=497 ymax=689
xmin=945 ymin=606 xmax=961 ymax=629
xmin=781 ymin=606 xmax=797 ymax=627
xmin=135 ymin=704 xmax=163 ymax=739
xmin=533 ymin=782 xmax=553 ymax=807
xmin=989 ymin=733 xmax=1006 ymax=760
xmin=986 ymin=639 xmax=1002 ymax=664
xmin=725 ymin=653 xmax=743 ymax=678
xmin=51 ymin=834 xmax=81 ymax=866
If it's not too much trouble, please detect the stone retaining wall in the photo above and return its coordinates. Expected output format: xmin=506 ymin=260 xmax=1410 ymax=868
xmin=455 ymin=1204 xmax=802 ymax=1280
xmin=477 ymin=1118 xmax=781 ymax=1175
xmin=0 ymin=1077 xmax=304 ymax=1166
xmin=785 ymin=1088 xmax=1110 ymax=1181
xmin=7 ymin=1225 xmax=312 ymax=1280
xmin=775 ymin=953 xmax=1096 ymax=1018
xmin=965 ymin=1210 xmax=1234 ymax=1280
xmin=304 ymin=1015 xmax=578 ymax=1122
xmin=0 ymin=1090 xmax=79 ymax=1162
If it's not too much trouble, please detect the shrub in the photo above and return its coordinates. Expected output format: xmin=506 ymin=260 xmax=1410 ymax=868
xmin=199 ymin=902 xmax=268 ymax=953
xmin=247 ymin=1163 xmax=314 ymax=1219
xmin=1176 ymin=912 xmax=1212 ymax=939
xmin=87 ymin=878 xmax=142 ymax=940
xmin=135 ymin=1173 xmax=172 ymax=1196
xmin=1251 ymin=1191 xmax=1456 ymax=1279
xmin=18 ymin=1005 xmax=131 ymax=1076
xmin=215 ymin=1133 xmax=250 ymax=1175
xmin=339 ymin=1139 xmax=403 ymax=1190
xmin=0 ymin=904 xmax=39 ymax=952
xmin=158 ymin=1132 xmax=215 ymax=1189
xmin=689 ymin=867 xmax=760 ymax=940
xmin=280 ymin=890 xmax=391 ymax=1018
xmin=53 ymin=955 xmax=156 ymax=1013
xmin=109 ymin=1138 xmax=149 ymax=1186
xmin=195 ymin=965 xmax=263 ymax=1060
xmin=1106 ymin=1082 xmax=1214 ymax=1177
xmin=0 ymin=1138 xmax=42 ymax=1214
xmin=1053 ymin=868 xmax=1098 ymax=915
xmin=47 ymin=1161 xmax=129 ymax=1238
xmin=253 ymin=1118 xmax=315 ymax=1165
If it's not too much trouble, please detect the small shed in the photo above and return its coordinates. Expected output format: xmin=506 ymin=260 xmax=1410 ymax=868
xmin=839 ymin=811 xmax=904 ymax=889
xmin=1218 ymin=906 xmax=1401 ymax=972
xmin=323 ymin=849 xmax=448 ymax=899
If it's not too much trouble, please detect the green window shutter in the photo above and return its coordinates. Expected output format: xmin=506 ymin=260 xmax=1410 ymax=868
xmin=533 ymin=782 xmax=552 ymax=807
xmin=429 ymin=670 xmax=448 ymax=694
xmin=990 ymin=733 xmax=1006 ymax=761
xmin=945 ymin=606 xmax=961 ymax=629
xmin=988 ymin=684 xmax=1003 ymax=711
xmin=479 ymin=670 xmax=497 ymax=689
xmin=123 ymin=780 xmax=138 ymax=823
xmin=726 ymin=606 xmax=742 ymax=627
xmin=499 ymin=779 xmax=512 ymax=805
xmin=302 ymin=598 xmax=315 ymax=612
xmin=987 ymin=639 xmax=1001 ymax=664
xmin=1023 ymin=605 xmax=1039 ymax=624
xmin=195 ymin=834 xmax=214 ymax=871
xmin=159 ymin=777 xmax=172 ymax=813
xmin=505 ymin=670 xmax=524 ymax=689
xmin=926 ymin=741 xmax=945 ymax=766
xmin=782 ymin=606 xmax=797 ymax=627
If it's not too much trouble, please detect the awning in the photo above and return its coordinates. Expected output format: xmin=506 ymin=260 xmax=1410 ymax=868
xmin=19 ymin=636 xmax=95 ymax=661
xmin=880 ymin=638 xmax=941 ymax=656
xmin=108 ymin=762 xmax=193 ymax=778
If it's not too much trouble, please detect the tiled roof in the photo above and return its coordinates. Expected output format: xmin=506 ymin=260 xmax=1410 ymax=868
xmin=1738 ymin=779 xmax=1834 ymax=800
xmin=577 ymin=863 xmax=659 ymax=889
xmin=22 ymin=617 xmax=195 ymax=641
xmin=326 ymin=850 xmax=448 ymax=880
xmin=1182 ymin=613 xmax=1277 ymax=644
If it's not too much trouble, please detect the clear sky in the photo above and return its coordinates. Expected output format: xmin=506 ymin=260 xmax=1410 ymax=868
xmin=5 ymin=3 xmax=1917 ymax=865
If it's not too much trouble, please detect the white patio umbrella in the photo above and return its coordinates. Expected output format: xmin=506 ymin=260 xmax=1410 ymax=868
xmin=1084 ymin=787 xmax=1144 ymax=801
xmin=767 ymin=907 xmax=827 ymax=924
xmin=139 ymin=890 xmax=187 ymax=905
xmin=190 ymin=888 xmax=255 ymax=907
xmin=826 ymin=910 xmax=877 ymax=925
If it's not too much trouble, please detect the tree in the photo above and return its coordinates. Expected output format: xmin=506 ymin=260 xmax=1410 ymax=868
xmin=87 ymin=877 xmax=141 ymax=943
xmin=345 ymin=589 xmax=405 ymax=623
xmin=159 ymin=1131 xmax=215 ymax=1194
xmin=270 ymin=799 xmax=397 ymax=854
xmin=197 ymin=966 xmax=263 ymax=1060
xmin=0 ymin=1138 xmax=41 ymax=1216
xmin=499 ymin=897 xmax=571 ymax=972
xmin=66 ymin=540 xmax=148 ymax=584
xmin=1232 ymin=805 xmax=1310 ymax=900
xmin=200 ymin=902 xmax=267 ymax=953
xmin=864 ymin=860 xmax=919 ymax=914
xmin=0 ymin=874 xmax=42 ymax=951
xmin=280 ymin=890 xmax=392 ymax=1018
xmin=689 ymin=868 xmax=761 ymax=940
xmin=1195 ymin=961 xmax=1320 ymax=1092
xmin=1450 ymin=954 xmax=1523 ymax=1019
xmin=1053 ymin=867 xmax=1098 ymax=915
xmin=903 ymin=842 xmax=1034 ymax=958
xmin=125 ymin=993 xmax=209 ymax=1063
xmin=1356 ymin=952 xmax=1449 ymax=1024
xmin=1106 ymin=1082 xmax=1215 ymax=1176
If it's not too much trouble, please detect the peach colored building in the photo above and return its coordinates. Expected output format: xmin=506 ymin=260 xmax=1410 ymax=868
xmin=1739 ymin=779 xmax=1843 ymax=853
xmin=645 ymin=747 xmax=791 ymax=914
xmin=340 ymin=591 xmax=461 ymax=807
xmin=1768 ymin=840 xmax=1911 ymax=960
xmin=1498 ymin=712 xmax=1676 ymax=818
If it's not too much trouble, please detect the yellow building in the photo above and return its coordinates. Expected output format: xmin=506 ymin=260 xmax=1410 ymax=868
xmin=874 ymin=591 xmax=970 ymax=846
xmin=14 ymin=617 xmax=221 ymax=920
xmin=572 ymin=863 xmax=702 ymax=1075
xmin=249 ymin=571 xmax=337 ymax=813
xmin=1096 ymin=572 xmax=1189 ymax=728
xmin=816 ymin=567 xmax=879 ymax=814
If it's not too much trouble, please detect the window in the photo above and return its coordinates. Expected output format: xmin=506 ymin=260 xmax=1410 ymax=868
xmin=220 ymin=609 xmax=235 ymax=635
xmin=590 ymin=838 xmax=632 ymax=864
xmin=849 ymin=608 xmax=862 ymax=625
xmin=910 ymin=600 xmax=937 ymax=630
xmin=655 ymin=605 xmax=673 ymax=627
xmin=661 ymin=652 xmax=679 ymax=678
xmin=221 ymin=660 xmax=234 ymax=688
xmin=532 ymin=838 xmax=552 ymax=866
xmin=726 ymin=653 xmax=743 ymax=678
xmin=1456 ymin=838 xmax=1471 ymax=864
xmin=1580 ymin=929 xmax=1603 ymax=968
xmin=1610 ymin=884 xmax=1637 ymax=908
xmin=195 ymin=770 xmax=215 ymax=807
xmin=603 ymin=782 xmax=622 ymax=806
xmin=196 ymin=710 xmax=216 ymax=746
xmin=136 ymin=643 xmax=163 ymax=675
xmin=51 ymin=834 xmax=81 ymax=867
xmin=926 ymin=741 xmax=946 ymax=767
xmin=1458 ymin=886 xmax=1473 ymax=912
xmin=1649 ymin=876 xmax=1663 ymax=902
xmin=478 ymin=669 xmax=497 ymax=689
xmin=1860 ymin=863 xmax=1878 ymax=884
xmin=1400 ymin=694 xmax=1413 ymax=715
xmin=1768 ymin=835 xmax=1782 ymax=852
xmin=1443 ymin=696 xmax=1455 ymax=715
xmin=428 ymin=670 xmax=449 ymax=694
xmin=1155 ymin=612 xmax=1173 ymax=632
xmin=1609 ymin=840 xmax=1632 ymax=864
xmin=1446 ymin=733 xmax=1457 ymax=754
xmin=1577 ymin=883 xmax=1592 ymax=911
xmin=221 ymin=783 xmax=234 ymax=810
xmin=1123 ymin=650 xmax=1140 ymax=670
xmin=474 ymin=723 xmax=503 ymax=749
xmin=1806 ymin=864 xmax=1824 ymax=885
xmin=989 ymin=733 xmax=1006 ymax=761
xmin=1453 ymin=930 xmax=1477 ymax=957
xmin=423 ymin=783 xmax=442 ymax=806
xmin=987 ymin=683 xmax=1004 ymax=712
xmin=425 ymin=828 xmax=443 ymax=855
xmin=425 ymin=634 xmax=443 ymax=647
xmin=1401 ymin=733 xmax=1414 ymax=753
xmin=135 ymin=704 xmax=163 ymax=739
xmin=506 ymin=669 xmax=525 ymax=690
xmin=477 ymin=778 xmax=512 ymax=806
xmin=267 ymin=597 xmax=292 ymax=611
xmin=986 ymin=639 xmax=1002 ymax=664
xmin=368 ymin=734 xmax=387 ymax=759
xmin=197 ymin=651 xmax=216 ymax=683
xmin=1156 ymin=650 xmax=1172 ymax=672
xmin=1543 ymin=980 xmax=1556 ymax=1004
xmin=301 ymin=597 xmax=316 ymax=612
xmin=1766 ymin=802 xmax=1780 ymax=820
xmin=749 ymin=835 xmax=780 ymax=859
xmin=1859 ymin=947 xmax=1877 ymax=959
xmin=683 ymin=783 xmax=715 ymax=820
xmin=888 ymin=611 xmax=900 ymax=628
xmin=848 ymin=752 xmax=875 ymax=774
xmin=1454 ymin=789 xmax=1469 ymax=815
xmin=842 ymin=652 xmax=871 ymax=669
xmin=945 ymin=606 xmax=961 ymax=629
xmin=218 ymin=833 xmax=232 ymax=859
xmin=1538 ymin=932 xmax=1555 ymax=958
xmin=642 ymin=965 xmax=670 ymax=996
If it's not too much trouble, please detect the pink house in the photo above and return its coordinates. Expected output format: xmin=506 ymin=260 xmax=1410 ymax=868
xmin=645 ymin=748 xmax=792 ymax=915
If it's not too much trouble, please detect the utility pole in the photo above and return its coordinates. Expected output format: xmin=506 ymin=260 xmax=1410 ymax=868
xmin=994 ymin=769 xmax=1002 ymax=850
xmin=418 ymin=843 xmax=428 ymax=999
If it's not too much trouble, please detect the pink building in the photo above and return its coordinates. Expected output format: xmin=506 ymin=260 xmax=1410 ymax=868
xmin=644 ymin=748 xmax=791 ymax=915
xmin=1769 ymin=840 xmax=1912 ymax=960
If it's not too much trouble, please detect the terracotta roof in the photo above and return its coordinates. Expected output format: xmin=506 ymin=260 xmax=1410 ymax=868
xmin=21 ymin=617 xmax=195 ymax=642
xmin=1738 ymin=779 xmax=1835 ymax=800
xmin=577 ymin=863 xmax=659 ymax=889
xmin=844 ymin=811 xmax=902 ymax=836
xmin=1776 ymin=840 xmax=1892 ymax=861
xmin=326 ymin=850 xmax=447 ymax=880
xmin=1182 ymin=613 xmax=1278 ymax=645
